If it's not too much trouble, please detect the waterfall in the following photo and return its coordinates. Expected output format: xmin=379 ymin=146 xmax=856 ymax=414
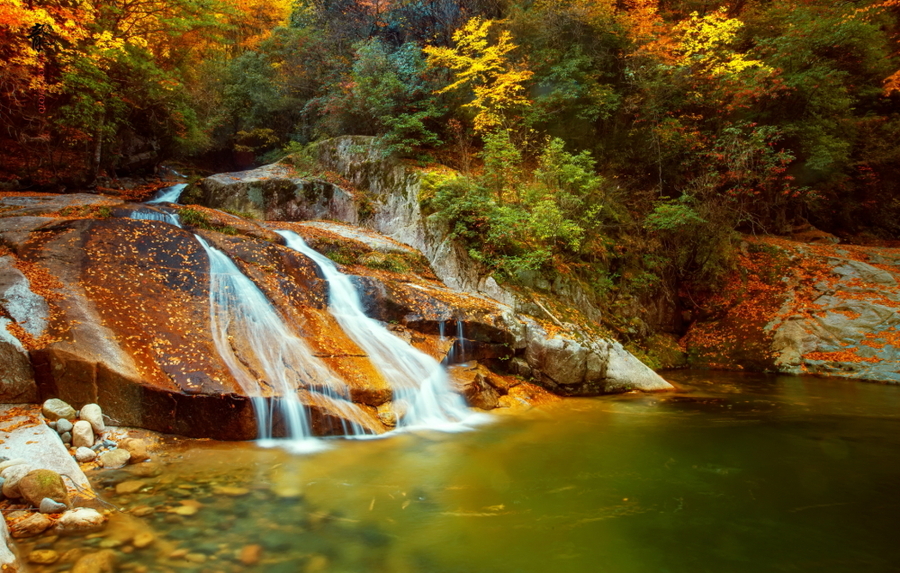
xmin=148 ymin=183 xmax=187 ymax=204
xmin=130 ymin=210 xmax=182 ymax=228
xmin=195 ymin=236 xmax=371 ymax=446
xmin=277 ymin=230 xmax=477 ymax=431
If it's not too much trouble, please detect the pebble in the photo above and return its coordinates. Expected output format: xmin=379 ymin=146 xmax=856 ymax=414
xmin=80 ymin=403 xmax=105 ymax=433
xmin=75 ymin=447 xmax=97 ymax=463
xmin=115 ymin=480 xmax=146 ymax=494
xmin=72 ymin=420 xmax=94 ymax=448
xmin=40 ymin=498 xmax=69 ymax=514
xmin=98 ymin=448 xmax=131 ymax=468
xmin=99 ymin=538 xmax=122 ymax=549
xmin=168 ymin=505 xmax=198 ymax=516
xmin=42 ymin=398 xmax=76 ymax=421
xmin=239 ymin=544 xmax=262 ymax=565
xmin=27 ymin=549 xmax=60 ymax=564
xmin=72 ymin=549 xmax=116 ymax=573
xmin=56 ymin=418 xmax=73 ymax=434
xmin=132 ymin=532 xmax=155 ymax=549
xmin=213 ymin=486 xmax=249 ymax=496
xmin=168 ymin=548 xmax=188 ymax=559
xmin=185 ymin=553 xmax=207 ymax=563
xmin=60 ymin=431 xmax=72 ymax=445
xmin=130 ymin=506 xmax=155 ymax=517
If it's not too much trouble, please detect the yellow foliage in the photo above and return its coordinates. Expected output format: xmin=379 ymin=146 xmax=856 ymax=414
xmin=674 ymin=8 xmax=771 ymax=77
xmin=424 ymin=17 xmax=533 ymax=133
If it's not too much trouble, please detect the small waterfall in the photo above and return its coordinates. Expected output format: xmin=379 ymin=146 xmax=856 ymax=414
xmin=131 ymin=210 xmax=182 ymax=228
xmin=148 ymin=183 xmax=187 ymax=204
xmin=195 ymin=235 xmax=369 ymax=445
xmin=456 ymin=319 xmax=466 ymax=363
xmin=278 ymin=230 xmax=475 ymax=431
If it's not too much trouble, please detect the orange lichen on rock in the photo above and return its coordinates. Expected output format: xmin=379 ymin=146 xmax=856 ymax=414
xmin=804 ymin=348 xmax=881 ymax=363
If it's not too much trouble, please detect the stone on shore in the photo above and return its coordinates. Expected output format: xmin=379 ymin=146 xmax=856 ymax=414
xmin=98 ymin=448 xmax=131 ymax=468
xmin=79 ymin=403 xmax=105 ymax=433
xmin=40 ymin=498 xmax=69 ymax=514
xmin=10 ymin=513 xmax=52 ymax=538
xmin=118 ymin=438 xmax=149 ymax=462
xmin=18 ymin=469 xmax=69 ymax=508
xmin=75 ymin=447 xmax=97 ymax=463
xmin=42 ymin=398 xmax=76 ymax=421
xmin=1 ymin=463 xmax=33 ymax=498
xmin=55 ymin=508 xmax=106 ymax=535
xmin=56 ymin=418 xmax=73 ymax=434
xmin=72 ymin=420 xmax=94 ymax=448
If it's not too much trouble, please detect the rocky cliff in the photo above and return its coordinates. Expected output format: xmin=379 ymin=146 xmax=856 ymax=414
xmin=0 ymin=183 xmax=671 ymax=440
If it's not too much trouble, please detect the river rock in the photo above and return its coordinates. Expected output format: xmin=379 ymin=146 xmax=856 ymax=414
xmin=71 ymin=420 xmax=94 ymax=448
xmin=98 ymin=448 xmax=131 ymax=468
xmin=42 ymin=398 xmax=76 ymax=421
xmin=60 ymin=431 xmax=72 ymax=444
xmin=18 ymin=469 xmax=69 ymax=507
xmin=118 ymin=438 xmax=149 ymax=462
xmin=72 ymin=549 xmax=116 ymax=573
xmin=239 ymin=544 xmax=262 ymax=565
xmin=10 ymin=512 xmax=52 ymax=538
xmin=75 ymin=447 xmax=97 ymax=463
xmin=79 ymin=403 xmax=105 ymax=433
xmin=40 ymin=498 xmax=69 ymax=514
xmin=132 ymin=532 xmax=155 ymax=549
xmin=1 ymin=463 xmax=33 ymax=498
xmin=55 ymin=508 xmax=106 ymax=535
xmin=56 ymin=418 xmax=73 ymax=434
xmin=28 ymin=549 xmax=59 ymax=564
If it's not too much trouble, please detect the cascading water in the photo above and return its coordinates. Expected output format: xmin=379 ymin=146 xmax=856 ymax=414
xmin=130 ymin=210 xmax=182 ymax=227
xmin=148 ymin=183 xmax=187 ymax=204
xmin=195 ymin=235 xmax=370 ymax=446
xmin=277 ymin=230 xmax=477 ymax=431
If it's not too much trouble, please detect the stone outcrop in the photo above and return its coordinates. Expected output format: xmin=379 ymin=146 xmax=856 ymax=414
xmin=190 ymin=137 xmax=673 ymax=397
xmin=683 ymin=237 xmax=900 ymax=383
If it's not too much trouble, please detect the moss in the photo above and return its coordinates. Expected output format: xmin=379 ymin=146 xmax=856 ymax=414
xmin=359 ymin=252 xmax=411 ymax=273
xmin=179 ymin=183 xmax=203 ymax=205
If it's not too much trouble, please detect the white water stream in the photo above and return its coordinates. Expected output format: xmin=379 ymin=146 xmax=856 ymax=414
xmin=277 ymin=230 xmax=478 ymax=431
xmin=195 ymin=235 xmax=371 ymax=446
xmin=148 ymin=183 xmax=187 ymax=204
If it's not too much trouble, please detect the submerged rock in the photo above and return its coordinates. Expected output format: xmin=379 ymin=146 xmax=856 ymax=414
xmin=98 ymin=448 xmax=131 ymax=468
xmin=71 ymin=549 xmax=116 ymax=573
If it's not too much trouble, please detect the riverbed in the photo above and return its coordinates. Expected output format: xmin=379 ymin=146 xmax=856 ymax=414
xmin=18 ymin=370 xmax=900 ymax=572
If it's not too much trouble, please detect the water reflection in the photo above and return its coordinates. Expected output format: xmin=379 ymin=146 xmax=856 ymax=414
xmin=17 ymin=371 xmax=900 ymax=572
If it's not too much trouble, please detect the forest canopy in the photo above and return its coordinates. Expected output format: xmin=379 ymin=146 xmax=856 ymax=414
xmin=3 ymin=0 xmax=900 ymax=340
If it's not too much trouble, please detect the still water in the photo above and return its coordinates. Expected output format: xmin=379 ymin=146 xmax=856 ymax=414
xmin=24 ymin=371 xmax=900 ymax=572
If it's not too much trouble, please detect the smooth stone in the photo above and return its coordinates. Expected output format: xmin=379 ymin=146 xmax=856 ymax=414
xmin=132 ymin=532 xmax=155 ymax=549
xmin=10 ymin=513 xmax=52 ymax=538
xmin=28 ymin=549 xmax=60 ymax=564
xmin=47 ymin=420 xmax=57 ymax=430
xmin=213 ymin=486 xmax=249 ymax=496
xmin=238 ymin=544 xmax=262 ymax=565
xmin=0 ymin=459 xmax=26 ymax=472
xmin=72 ymin=549 xmax=116 ymax=573
xmin=168 ymin=505 xmax=198 ymax=516
xmin=55 ymin=508 xmax=106 ymax=535
xmin=42 ymin=398 xmax=76 ymax=421
xmin=19 ymin=469 xmax=69 ymax=507
xmin=98 ymin=449 xmax=131 ymax=468
xmin=115 ymin=480 xmax=146 ymax=494
xmin=130 ymin=506 xmax=155 ymax=517
xmin=118 ymin=438 xmax=149 ymax=462
xmin=56 ymin=418 xmax=73 ymax=434
xmin=60 ymin=431 xmax=72 ymax=444
xmin=72 ymin=420 xmax=94 ymax=448
xmin=75 ymin=447 xmax=97 ymax=463
xmin=1 ymin=463 xmax=33 ymax=498
xmin=79 ymin=404 xmax=105 ymax=433
xmin=40 ymin=498 xmax=69 ymax=514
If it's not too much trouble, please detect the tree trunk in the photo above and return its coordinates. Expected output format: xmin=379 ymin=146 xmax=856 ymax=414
xmin=88 ymin=115 xmax=105 ymax=186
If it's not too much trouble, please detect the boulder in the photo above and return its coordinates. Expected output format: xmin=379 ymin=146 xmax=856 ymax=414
xmin=54 ymin=508 xmax=106 ymax=535
xmin=98 ymin=448 xmax=131 ymax=468
xmin=1 ymin=463 xmax=33 ymax=498
xmin=71 ymin=420 xmax=94 ymax=448
xmin=17 ymin=469 xmax=69 ymax=508
xmin=10 ymin=512 xmax=52 ymax=538
xmin=79 ymin=403 xmax=105 ymax=433
xmin=41 ymin=398 xmax=76 ymax=421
